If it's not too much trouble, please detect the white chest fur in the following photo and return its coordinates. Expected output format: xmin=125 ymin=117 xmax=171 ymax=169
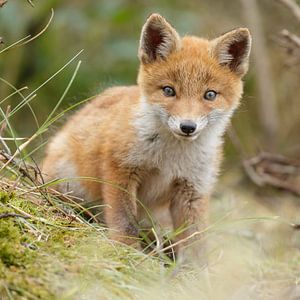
xmin=125 ymin=101 xmax=232 ymax=202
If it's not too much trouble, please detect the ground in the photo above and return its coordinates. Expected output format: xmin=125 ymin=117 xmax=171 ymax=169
xmin=0 ymin=168 xmax=299 ymax=300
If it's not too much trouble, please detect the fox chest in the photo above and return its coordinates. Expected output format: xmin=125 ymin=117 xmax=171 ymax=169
xmin=137 ymin=168 xmax=174 ymax=205
xmin=127 ymin=133 xmax=220 ymax=202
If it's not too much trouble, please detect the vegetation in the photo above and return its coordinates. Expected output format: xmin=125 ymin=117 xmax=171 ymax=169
xmin=0 ymin=183 xmax=161 ymax=299
xmin=0 ymin=175 xmax=299 ymax=299
xmin=0 ymin=0 xmax=299 ymax=299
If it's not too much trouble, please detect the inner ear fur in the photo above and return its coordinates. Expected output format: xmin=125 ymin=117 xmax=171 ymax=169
xmin=139 ymin=13 xmax=181 ymax=64
xmin=211 ymin=28 xmax=252 ymax=77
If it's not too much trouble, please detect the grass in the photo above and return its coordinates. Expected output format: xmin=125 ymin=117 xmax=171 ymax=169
xmin=0 ymin=29 xmax=299 ymax=300
xmin=0 ymin=180 xmax=162 ymax=299
xmin=0 ymin=172 xmax=299 ymax=300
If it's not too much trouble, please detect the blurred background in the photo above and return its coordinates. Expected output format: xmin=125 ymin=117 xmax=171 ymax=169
xmin=0 ymin=0 xmax=299 ymax=170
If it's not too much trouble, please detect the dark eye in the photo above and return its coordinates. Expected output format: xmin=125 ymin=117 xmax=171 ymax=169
xmin=162 ymin=86 xmax=176 ymax=97
xmin=204 ymin=90 xmax=217 ymax=101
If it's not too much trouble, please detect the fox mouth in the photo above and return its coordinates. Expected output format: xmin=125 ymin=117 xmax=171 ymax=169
xmin=172 ymin=131 xmax=200 ymax=141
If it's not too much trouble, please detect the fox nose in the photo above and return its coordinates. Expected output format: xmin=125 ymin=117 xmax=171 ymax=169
xmin=180 ymin=121 xmax=197 ymax=135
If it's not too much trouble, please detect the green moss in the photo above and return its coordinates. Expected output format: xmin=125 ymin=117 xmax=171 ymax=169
xmin=0 ymin=191 xmax=161 ymax=299
xmin=0 ymin=191 xmax=15 ymax=204
xmin=0 ymin=221 xmax=23 ymax=266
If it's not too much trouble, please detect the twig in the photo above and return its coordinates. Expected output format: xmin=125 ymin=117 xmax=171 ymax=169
xmin=277 ymin=29 xmax=300 ymax=67
xmin=136 ymin=228 xmax=208 ymax=266
xmin=0 ymin=0 xmax=7 ymax=8
xmin=27 ymin=0 xmax=34 ymax=7
xmin=243 ymin=152 xmax=300 ymax=196
xmin=0 ymin=212 xmax=30 ymax=220
xmin=0 ymin=132 xmax=38 ymax=172
xmin=280 ymin=29 xmax=300 ymax=48
xmin=292 ymin=223 xmax=300 ymax=230
xmin=0 ymin=150 xmax=38 ymax=183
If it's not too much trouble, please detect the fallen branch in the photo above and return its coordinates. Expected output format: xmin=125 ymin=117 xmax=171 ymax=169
xmin=243 ymin=152 xmax=300 ymax=196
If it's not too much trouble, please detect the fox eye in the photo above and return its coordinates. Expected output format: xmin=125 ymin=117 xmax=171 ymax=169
xmin=162 ymin=86 xmax=176 ymax=97
xmin=204 ymin=90 xmax=217 ymax=101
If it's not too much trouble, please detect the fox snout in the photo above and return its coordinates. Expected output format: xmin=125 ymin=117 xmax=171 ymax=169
xmin=180 ymin=120 xmax=197 ymax=135
xmin=167 ymin=116 xmax=209 ymax=140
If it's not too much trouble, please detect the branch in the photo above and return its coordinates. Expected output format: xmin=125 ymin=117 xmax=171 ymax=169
xmin=280 ymin=29 xmax=300 ymax=48
xmin=276 ymin=29 xmax=300 ymax=68
xmin=277 ymin=0 xmax=300 ymax=23
xmin=243 ymin=152 xmax=300 ymax=196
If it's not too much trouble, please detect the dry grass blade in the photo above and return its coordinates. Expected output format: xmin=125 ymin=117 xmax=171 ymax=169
xmin=0 ymin=133 xmax=39 ymax=173
xmin=0 ymin=105 xmax=12 ymax=155
xmin=0 ymin=105 xmax=11 ymax=136
xmin=19 ymin=8 xmax=54 ymax=46
xmin=0 ymin=150 xmax=39 ymax=182
xmin=27 ymin=0 xmax=34 ymax=7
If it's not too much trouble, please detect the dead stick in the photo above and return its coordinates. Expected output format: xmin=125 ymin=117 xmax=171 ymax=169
xmin=0 ymin=212 xmax=30 ymax=219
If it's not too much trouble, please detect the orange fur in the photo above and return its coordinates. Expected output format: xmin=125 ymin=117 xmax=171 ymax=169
xmin=42 ymin=14 xmax=251 ymax=265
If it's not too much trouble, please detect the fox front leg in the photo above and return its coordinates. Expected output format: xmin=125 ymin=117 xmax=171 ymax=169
xmin=170 ymin=179 xmax=209 ymax=267
xmin=102 ymin=163 xmax=141 ymax=248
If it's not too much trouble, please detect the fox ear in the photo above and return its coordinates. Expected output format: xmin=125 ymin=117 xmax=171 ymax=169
xmin=139 ymin=13 xmax=181 ymax=64
xmin=211 ymin=28 xmax=252 ymax=77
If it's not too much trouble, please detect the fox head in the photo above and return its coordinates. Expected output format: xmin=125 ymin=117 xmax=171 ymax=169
xmin=137 ymin=13 xmax=251 ymax=141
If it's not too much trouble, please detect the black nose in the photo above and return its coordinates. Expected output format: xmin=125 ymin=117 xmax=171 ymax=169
xmin=180 ymin=121 xmax=197 ymax=135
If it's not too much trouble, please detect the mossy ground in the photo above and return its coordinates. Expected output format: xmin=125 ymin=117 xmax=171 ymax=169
xmin=0 ymin=186 xmax=161 ymax=299
xmin=0 ymin=171 xmax=299 ymax=300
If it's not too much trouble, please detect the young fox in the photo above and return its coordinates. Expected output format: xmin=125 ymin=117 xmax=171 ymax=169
xmin=42 ymin=14 xmax=251 ymax=263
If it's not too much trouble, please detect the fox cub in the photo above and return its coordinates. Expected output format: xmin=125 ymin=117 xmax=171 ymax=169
xmin=43 ymin=14 xmax=251 ymax=263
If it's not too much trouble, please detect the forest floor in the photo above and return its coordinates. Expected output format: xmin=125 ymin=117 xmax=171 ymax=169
xmin=0 ymin=168 xmax=299 ymax=300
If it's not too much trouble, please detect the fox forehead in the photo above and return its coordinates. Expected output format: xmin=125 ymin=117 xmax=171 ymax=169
xmin=139 ymin=36 xmax=241 ymax=97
